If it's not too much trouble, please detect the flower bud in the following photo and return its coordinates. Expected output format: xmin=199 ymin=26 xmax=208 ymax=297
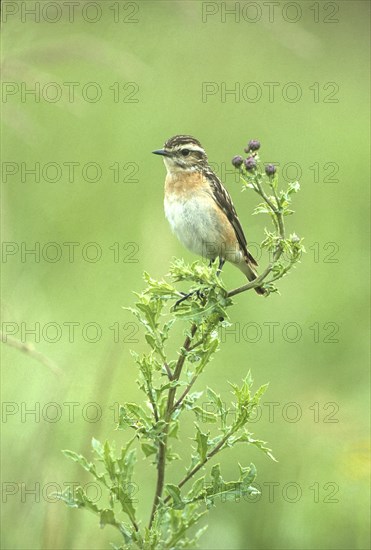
xmin=244 ymin=157 xmax=257 ymax=172
xmin=245 ymin=139 xmax=260 ymax=152
xmin=231 ymin=155 xmax=244 ymax=168
xmin=265 ymin=163 xmax=276 ymax=176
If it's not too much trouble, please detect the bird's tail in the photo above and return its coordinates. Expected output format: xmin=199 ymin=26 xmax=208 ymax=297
xmin=239 ymin=261 xmax=266 ymax=296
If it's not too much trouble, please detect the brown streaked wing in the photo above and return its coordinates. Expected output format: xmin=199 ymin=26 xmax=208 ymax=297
xmin=204 ymin=168 xmax=258 ymax=267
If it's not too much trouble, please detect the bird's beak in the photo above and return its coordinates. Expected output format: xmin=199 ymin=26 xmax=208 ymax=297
xmin=152 ymin=149 xmax=171 ymax=157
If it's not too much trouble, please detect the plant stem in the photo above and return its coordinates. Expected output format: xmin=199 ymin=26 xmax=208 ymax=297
xmin=163 ymin=361 xmax=174 ymax=380
xmin=172 ymin=326 xmax=216 ymax=410
xmin=148 ymin=324 xmax=197 ymax=528
xmin=148 ymin=389 xmax=159 ymax=423
xmin=164 ymin=430 xmax=232 ymax=505
xmin=172 ymin=374 xmax=197 ymax=411
xmin=227 ymin=177 xmax=286 ymax=298
xmin=148 ymin=167 xmax=299 ymax=526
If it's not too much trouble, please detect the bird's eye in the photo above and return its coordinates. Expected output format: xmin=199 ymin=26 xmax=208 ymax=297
xmin=181 ymin=149 xmax=190 ymax=156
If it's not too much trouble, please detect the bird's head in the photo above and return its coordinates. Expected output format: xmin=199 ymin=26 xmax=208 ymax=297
xmin=153 ymin=135 xmax=208 ymax=173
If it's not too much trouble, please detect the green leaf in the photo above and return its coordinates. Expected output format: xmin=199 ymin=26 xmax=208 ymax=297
xmin=206 ymin=387 xmax=223 ymax=410
xmin=118 ymin=448 xmax=137 ymax=481
xmin=287 ymin=181 xmax=300 ymax=194
xmin=253 ymin=203 xmax=272 ymax=215
xmin=239 ymin=462 xmax=257 ymax=483
xmin=74 ymin=486 xmax=100 ymax=513
xmin=141 ymin=442 xmax=157 ymax=458
xmin=194 ymin=425 xmax=209 ymax=462
xmin=118 ymin=435 xmax=137 ymax=467
xmin=112 ymin=483 xmax=137 ymax=525
xmin=268 ymin=175 xmax=278 ymax=191
xmin=103 ymin=441 xmax=116 ymax=481
xmin=59 ymin=487 xmax=79 ymax=508
xmin=229 ymin=431 xmax=276 ymax=461
xmin=166 ymin=446 xmax=180 ymax=462
xmin=144 ymin=333 xmax=158 ymax=350
xmin=168 ymin=420 xmax=179 ymax=439
xmin=246 ymin=435 xmax=277 ymax=461
xmin=187 ymin=476 xmax=206 ymax=500
xmin=91 ymin=437 xmax=104 ymax=457
xmin=99 ymin=508 xmax=119 ymax=529
xmin=202 ymin=463 xmax=259 ymax=505
xmin=165 ymin=484 xmax=185 ymax=509
xmin=191 ymin=405 xmax=218 ymax=423
xmin=187 ymin=454 xmax=200 ymax=474
xmin=195 ymin=337 xmax=219 ymax=376
xmin=161 ymin=318 xmax=176 ymax=341
xmin=62 ymin=450 xmax=105 ymax=483
xmin=118 ymin=403 xmax=152 ymax=431
xmin=206 ymin=387 xmax=228 ymax=428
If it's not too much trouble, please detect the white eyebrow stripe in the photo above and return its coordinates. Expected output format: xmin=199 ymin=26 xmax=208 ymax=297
xmin=177 ymin=144 xmax=205 ymax=154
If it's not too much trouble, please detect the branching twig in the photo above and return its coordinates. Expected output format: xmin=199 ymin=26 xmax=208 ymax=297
xmin=163 ymin=361 xmax=174 ymax=380
xmin=61 ymin=141 xmax=302 ymax=547
xmin=150 ymin=165 xmax=295 ymax=519
xmin=164 ymin=430 xmax=232 ymax=504
xmin=172 ymin=374 xmax=197 ymax=411
xmin=149 ymin=324 xmax=197 ymax=528
xmin=227 ymin=174 xmax=286 ymax=298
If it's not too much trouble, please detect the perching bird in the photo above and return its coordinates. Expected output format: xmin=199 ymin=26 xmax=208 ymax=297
xmin=153 ymin=135 xmax=265 ymax=295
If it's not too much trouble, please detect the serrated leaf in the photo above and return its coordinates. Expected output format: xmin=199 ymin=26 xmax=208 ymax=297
xmin=62 ymin=450 xmax=105 ymax=482
xmin=188 ymin=391 xmax=204 ymax=402
xmin=187 ymin=476 xmax=206 ymax=500
xmin=165 ymin=484 xmax=185 ymax=509
xmin=99 ymin=508 xmax=117 ymax=529
xmin=92 ymin=438 xmax=104 ymax=457
xmin=253 ymin=203 xmax=272 ymax=215
xmin=287 ymin=181 xmax=300 ymax=194
xmin=119 ymin=403 xmax=152 ymax=431
xmin=75 ymin=486 xmax=100 ymax=513
xmin=239 ymin=462 xmax=257 ymax=484
xmin=206 ymin=387 xmax=223 ymax=410
xmin=168 ymin=420 xmax=179 ymax=439
xmin=190 ymin=405 xmax=218 ymax=423
xmin=247 ymin=436 xmax=277 ymax=461
xmin=194 ymin=425 xmax=209 ymax=462
xmin=120 ymin=497 xmax=137 ymax=525
xmin=195 ymin=338 xmax=219 ymax=376
xmin=141 ymin=442 xmax=157 ymax=458
xmin=59 ymin=487 xmax=78 ymax=508
xmin=103 ymin=441 xmax=116 ymax=481
xmin=144 ymin=333 xmax=158 ymax=350
xmin=187 ymin=454 xmax=200 ymax=474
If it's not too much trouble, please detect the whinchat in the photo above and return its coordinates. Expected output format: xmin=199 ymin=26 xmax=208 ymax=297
xmin=153 ymin=135 xmax=265 ymax=295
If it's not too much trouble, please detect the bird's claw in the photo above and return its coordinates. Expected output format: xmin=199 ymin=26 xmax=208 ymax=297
xmin=174 ymin=288 xmax=207 ymax=309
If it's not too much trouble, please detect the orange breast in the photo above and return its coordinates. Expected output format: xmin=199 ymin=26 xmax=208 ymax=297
xmin=165 ymin=171 xmax=207 ymax=199
xmin=164 ymin=170 xmax=240 ymax=256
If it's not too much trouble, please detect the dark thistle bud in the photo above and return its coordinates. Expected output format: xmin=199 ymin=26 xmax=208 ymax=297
xmin=231 ymin=155 xmax=244 ymax=168
xmin=265 ymin=163 xmax=276 ymax=177
xmin=244 ymin=139 xmax=260 ymax=152
xmin=244 ymin=156 xmax=257 ymax=172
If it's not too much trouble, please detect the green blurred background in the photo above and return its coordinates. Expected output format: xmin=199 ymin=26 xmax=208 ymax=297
xmin=1 ymin=1 xmax=370 ymax=549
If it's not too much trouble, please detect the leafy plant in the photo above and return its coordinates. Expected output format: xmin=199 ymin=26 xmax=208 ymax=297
xmin=60 ymin=141 xmax=304 ymax=548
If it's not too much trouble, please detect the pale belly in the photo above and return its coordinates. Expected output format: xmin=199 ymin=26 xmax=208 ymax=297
xmin=164 ymin=194 xmax=241 ymax=262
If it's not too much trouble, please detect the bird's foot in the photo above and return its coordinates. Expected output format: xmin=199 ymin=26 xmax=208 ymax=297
xmin=216 ymin=258 xmax=225 ymax=277
xmin=209 ymin=257 xmax=225 ymax=278
xmin=174 ymin=288 xmax=206 ymax=309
